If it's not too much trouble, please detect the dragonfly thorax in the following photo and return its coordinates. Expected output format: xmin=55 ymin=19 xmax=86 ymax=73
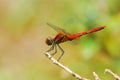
xmin=45 ymin=37 xmax=53 ymax=45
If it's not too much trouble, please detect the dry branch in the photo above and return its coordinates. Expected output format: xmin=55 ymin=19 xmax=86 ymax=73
xmin=93 ymin=72 xmax=101 ymax=80
xmin=105 ymin=69 xmax=120 ymax=80
xmin=44 ymin=52 xmax=88 ymax=80
xmin=44 ymin=52 xmax=120 ymax=80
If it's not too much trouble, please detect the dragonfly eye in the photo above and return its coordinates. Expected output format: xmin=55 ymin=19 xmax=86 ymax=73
xmin=45 ymin=37 xmax=53 ymax=45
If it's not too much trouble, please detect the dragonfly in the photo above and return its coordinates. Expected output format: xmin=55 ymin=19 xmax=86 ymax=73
xmin=46 ymin=23 xmax=105 ymax=61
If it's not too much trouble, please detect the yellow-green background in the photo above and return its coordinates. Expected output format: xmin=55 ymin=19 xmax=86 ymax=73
xmin=0 ymin=0 xmax=120 ymax=80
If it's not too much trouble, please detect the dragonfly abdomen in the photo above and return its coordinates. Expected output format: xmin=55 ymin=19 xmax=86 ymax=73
xmin=68 ymin=26 xmax=105 ymax=39
xmin=86 ymin=26 xmax=105 ymax=34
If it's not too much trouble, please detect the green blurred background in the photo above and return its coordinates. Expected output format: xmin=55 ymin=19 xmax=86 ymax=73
xmin=0 ymin=0 xmax=120 ymax=80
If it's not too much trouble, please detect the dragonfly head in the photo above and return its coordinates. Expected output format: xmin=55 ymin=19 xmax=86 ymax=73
xmin=45 ymin=37 xmax=53 ymax=45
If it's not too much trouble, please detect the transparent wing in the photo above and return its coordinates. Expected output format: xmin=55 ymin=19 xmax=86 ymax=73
xmin=46 ymin=22 xmax=69 ymax=34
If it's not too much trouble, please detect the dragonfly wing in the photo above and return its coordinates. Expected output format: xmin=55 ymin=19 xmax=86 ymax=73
xmin=46 ymin=22 xmax=69 ymax=34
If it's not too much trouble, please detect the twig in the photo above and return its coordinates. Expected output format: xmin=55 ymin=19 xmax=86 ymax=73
xmin=93 ymin=72 xmax=101 ymax=80
xmin=105 ymin=69 xmax=120 ymax=80
xmin=44 ymin=52 xmax=89 ymax=80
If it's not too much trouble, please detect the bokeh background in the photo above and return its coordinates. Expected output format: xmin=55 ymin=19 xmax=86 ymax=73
xmin=0 ymin=0 xmax=120 ymax=80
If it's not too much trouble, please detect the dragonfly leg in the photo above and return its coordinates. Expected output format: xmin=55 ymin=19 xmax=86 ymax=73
xmin=57 ymin=44 xmax=64 ymax=61
xmin=46 ymin=40 xmax=57 ymax=57
xmin=51 ymin=44 xmax=57 ymax=56
xmin=46 ymin=38 xmax=55 ymax=52
xmin=46 ymin=43 xmax=54 ymax=52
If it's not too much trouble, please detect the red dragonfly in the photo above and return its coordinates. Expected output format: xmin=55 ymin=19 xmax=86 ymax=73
xmin=46 ymin=23 xmax=105 ymax=61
